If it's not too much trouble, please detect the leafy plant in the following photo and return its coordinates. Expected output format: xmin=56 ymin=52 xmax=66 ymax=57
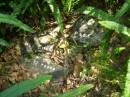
xmin=61 ymin=0 xmax=81 ymax=13
xmin=0 ymin=74 xmax=93 ymax=97
xmin=56 ymin=84 xmax=93 ymax=97
xmin=0 ymin=13 xmax=34 ymax=52
xmin=99 ymin=21 xmax=130 ymax=37
xmin=79 ymin=1 xmax=130 ymax=96
xmin=0 ymin=75 xmax=52 ymax=97
xmin=115 ymin=0 xmax=130 ymax=19
xmin=99 ymin=19 xmax=130 ymax=97
xmin=0 ymin=0 xmax=130 ymax=96
xmin=0 ymin=13 xmax=34 ymax=32
xmin=46 ymin=0 xmax=64 ymax=33
xmin=80 ymin=6 xmax=114 ymax=21
xmin=123 ymin=59 xmax=130 ymax=97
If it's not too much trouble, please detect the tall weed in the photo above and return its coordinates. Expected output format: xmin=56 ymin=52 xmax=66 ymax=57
xmin=79 ymin=2 xmax=130 ymax=96
xmin=46 ymin=0 xmax=64 ymax=33
xmin=0 ymin=13 xmax=34 ymax=32
xmin=61 ymin=0 xmax=81 ymax=13
xmin=123 ymin=59 xmax=130 ymax=97
xmin=56 ymin=84 xmax=93 ymax=97
xmin=0 ymin=75 xmax=52 ymax=97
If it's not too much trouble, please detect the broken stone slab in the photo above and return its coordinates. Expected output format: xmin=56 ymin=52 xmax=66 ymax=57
xmin=23 ymin=54 xmax=68 ymax=80
xmin=15 ymin=25 xmax=61 ymax=55
xmin=39 ymin=35 xmax=53 ymax=44
xmin=71 ymin=15 xmax=106 ymax=47
xmin=15 ymin=26 xmax=69 ymax=81
xmin=15 ymin=15 xmax=107 ymax=83
xmin=16 ymin=34 xmax=55 ymax=55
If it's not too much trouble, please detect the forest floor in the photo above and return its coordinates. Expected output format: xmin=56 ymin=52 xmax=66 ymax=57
xmin=0 ymin=14 xmax=129 ymax=97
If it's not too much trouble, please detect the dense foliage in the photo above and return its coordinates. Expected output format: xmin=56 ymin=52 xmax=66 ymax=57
xmin=0 ymin=0 xmax=130 ymax=97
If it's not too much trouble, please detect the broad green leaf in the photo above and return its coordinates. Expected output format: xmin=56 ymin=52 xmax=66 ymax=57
xmin=0 ymin=38 xmax=9 ymax=47
xmin=99 ymin=21 xmax=130 ymax=37
xmin=80 ymin=6 xmax=114 ymax=21
xmin=46 ymin=0 xmax=64 ymax=33
xmin=0 ymin=13 xmax=34 ymax=32
xmin=114 ymin=47 xmax=126 ymax=55
xmin=123 ymin=59 xmax=130 ymax=97
xmin=67 ymin=0 xmax=73 ymax=12
xmin=0 ymin=75 xmax=52 ymax=97
xmin=115 ymin=0 xmax=130 ymax=19
xmin=56 ymin=84 xmax=93 ymax=97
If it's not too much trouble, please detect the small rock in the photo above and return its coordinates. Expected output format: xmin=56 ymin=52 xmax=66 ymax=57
xmin=39 ymin=35 xmax=52 ymax=44
xmin=50 ymin=27 xmax=60 ymax=38
xmin=42 ymin=44 xmax=54 ymax=52
xmin=65 ymin=25 xmax=72 ymax=29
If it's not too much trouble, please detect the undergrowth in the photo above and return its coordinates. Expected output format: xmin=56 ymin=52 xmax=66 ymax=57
xmin=0 ymin=0 xmax=130 ymax=97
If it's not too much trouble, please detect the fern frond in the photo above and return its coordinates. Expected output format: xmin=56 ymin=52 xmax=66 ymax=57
xmin=0 ymin=13 xmax=34 ymax=32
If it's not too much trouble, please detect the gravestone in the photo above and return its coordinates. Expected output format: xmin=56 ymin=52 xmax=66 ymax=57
xmin=71 ymin=15 xmax=105 ymax=47
xmin=17 ymin=15 xmax=105 ymax=80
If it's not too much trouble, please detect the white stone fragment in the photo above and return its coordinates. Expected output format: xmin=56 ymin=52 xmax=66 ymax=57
xmin=79 ymin=24 xmax=88 ymax=32
xmin=49 ymin=67 xmax=52 ymax=70
xmin=46 ymin=66 xmax=49 ymax=69
xmin=87 ymin=18 xmax=95 ymax=25
xmin=39 ymin=35 xmax=52 ymax=44
xmin=52 ymin=68 xmax=55 ymax=71
xmin=50 ymin=26 xmax=60 ymax=37
xmin=65 ymin=24 xmax=72 ymax=29
xmin=44 ymin=65 xmax=47 ymax=68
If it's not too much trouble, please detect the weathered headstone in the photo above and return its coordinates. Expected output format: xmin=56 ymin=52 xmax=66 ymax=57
xmin=71 ymin=15 xmax=105 ymax=47
xmin=16 ymin=15 xmax=106 ymax=80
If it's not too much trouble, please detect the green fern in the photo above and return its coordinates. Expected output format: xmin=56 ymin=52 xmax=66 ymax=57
xmin=115 ymin=0 xmax=130 ymax=19
xmin=99 ymin=21 xmax=130 ymax=37
xmin=56 ymin=84 xmax=93 ymax=97
xmin=0 ymin=75 xmax=52 ymax=97
xmin=0 ymin=13 xmax=34 ymax=32
xmin=123 ymin=59 xmax=130 ymax=97
xmin=61 ymin=0 xmax=80 ymax=12
xmin=46 ymin=0 xmax=64 ymax=33
xmin=80 ymin=6 xmax=114 ymax=20
xmin=79 ymin=6 xmax=114 ymax=63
